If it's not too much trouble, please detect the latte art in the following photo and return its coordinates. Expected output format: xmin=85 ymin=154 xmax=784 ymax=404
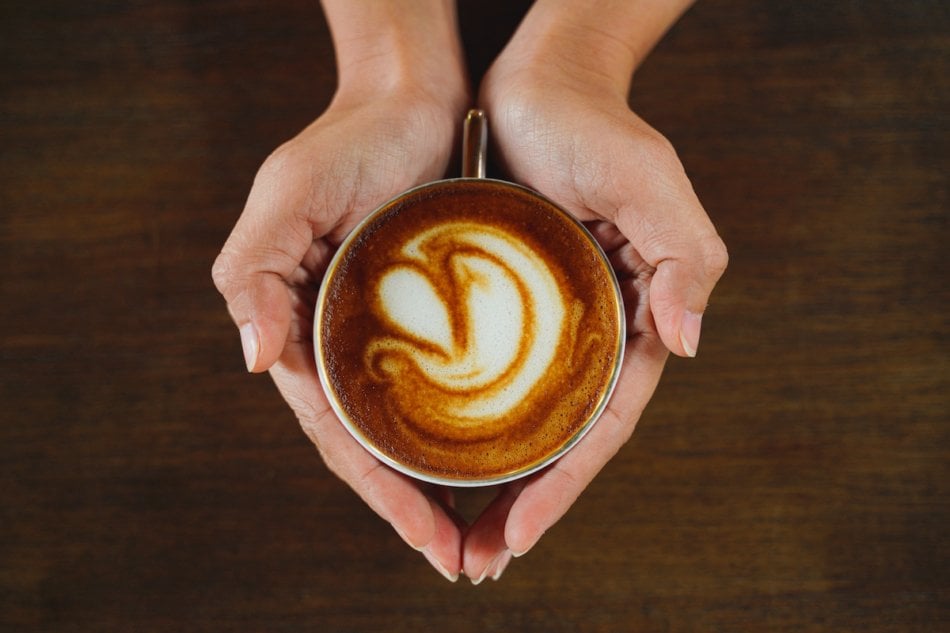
xmin=366 ymin=222 xmax=567 ymax=428
xmin=316 ymin=180 xmax=623 ymax=483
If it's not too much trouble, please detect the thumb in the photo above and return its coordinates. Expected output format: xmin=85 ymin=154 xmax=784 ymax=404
xmin=609 ymin=160 xmax=728 ymax=357
xmin=212 ymin=151 xmax=317 ymax=372
xmin=212 ymin=254 xmax=295 ymax=372
xmin=604 ymin=123 xmax=728 ymax=358
xmin=649 ymin=237 xmax=728 ymax=357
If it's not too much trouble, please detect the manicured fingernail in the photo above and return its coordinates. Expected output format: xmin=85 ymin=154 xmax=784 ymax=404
xmin=471 ymin=551 xmax=505 ymax=586
xmin=679 ymin=310 xmax=703 ymax=358
xmin=422 ymin=547 xmax=458 ymax=583
xmin=491 ymin=550 xmax=513 ymax=581
xmin=239 ymin=322 xmax=259 ymax=372
xmin=510 ymin=535 xmax=540 ymax=558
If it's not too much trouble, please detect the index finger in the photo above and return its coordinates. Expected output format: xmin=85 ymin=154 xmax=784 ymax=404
xmin=268 ymin=342 xmax=465 ymax=581
xmin=501 ymin=330 xmax=669 ymax=556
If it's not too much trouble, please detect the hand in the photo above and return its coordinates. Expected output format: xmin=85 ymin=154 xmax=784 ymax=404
xmin=462 ymin=1 xmax=728 ymax=582
xmin=212 ymin=1 xmax=473 ymax=582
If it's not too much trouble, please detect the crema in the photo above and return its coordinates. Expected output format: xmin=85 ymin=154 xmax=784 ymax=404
xmin=316 ymin=179 xmax=623 ymax=484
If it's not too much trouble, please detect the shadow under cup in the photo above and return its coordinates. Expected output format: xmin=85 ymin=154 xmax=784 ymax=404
xmin=314 ymin=115 xmax=625 ymax=487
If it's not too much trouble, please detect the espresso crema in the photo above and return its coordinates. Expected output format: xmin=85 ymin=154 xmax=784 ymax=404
xmin=316 ymin=179 xmax=623 ymax=483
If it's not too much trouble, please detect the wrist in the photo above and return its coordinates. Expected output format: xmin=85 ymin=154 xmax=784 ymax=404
xmin=323 ymin=0 xmax=469 ymax=115
xmin=492 ymin=0 xmax=695 ymax=98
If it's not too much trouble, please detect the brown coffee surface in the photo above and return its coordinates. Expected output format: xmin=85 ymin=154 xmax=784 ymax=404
xmin=318 ymin=179 xmax=622 ymax=482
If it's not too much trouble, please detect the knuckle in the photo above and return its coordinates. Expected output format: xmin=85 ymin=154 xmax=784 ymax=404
xmin=257 ymin=142 xmax=298 ymax=185
xmin=700 ymin=235 xmax=730 ymax=280
xmin=210 ymin=249 xmax=236 ymax=297
xmin=635 ymin=128 xmax=680 ymax=171
xmin=252 ymin=141 xmax=314 ymax=212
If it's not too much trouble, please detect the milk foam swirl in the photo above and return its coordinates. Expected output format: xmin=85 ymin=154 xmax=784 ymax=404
xmin=317 ymin=179 xmax=623 ymax=482
xmin=365 ymin=221 xmax=567 ymax=428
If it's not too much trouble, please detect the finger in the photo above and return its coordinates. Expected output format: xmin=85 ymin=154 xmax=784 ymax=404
xmin=268 ymin=345 xmax=464 ymax=579
xmin=421 ymin=496 xmax=466 ymax=583
xmin=305 ymin=405 xmax=466 ymax=581
xmin=606 ymin=130 xmax=728 ymax=358
xmin=584 ymin=220 xmax=628 ymax=254
xmin=503 ymin=331 xmax=668 ymax=556
xmin=461 ymin=482 xmax=525 ymax=583
xmin=300 ymin=408 xmax=438 ymax=549
xmin=318 ymin=433 xmax=464 ymax=582
xmin=212 ymin=148 xmax=320 ymax=373
xmin=430 ymin=486 xmax=456 ymax=510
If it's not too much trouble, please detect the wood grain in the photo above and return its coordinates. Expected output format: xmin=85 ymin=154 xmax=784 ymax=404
xmin=1 ymin=1 xmax=947 ymax=631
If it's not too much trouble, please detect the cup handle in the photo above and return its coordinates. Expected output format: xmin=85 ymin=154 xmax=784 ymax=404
xmin=462 ymin=109 xmax=487 ymax=179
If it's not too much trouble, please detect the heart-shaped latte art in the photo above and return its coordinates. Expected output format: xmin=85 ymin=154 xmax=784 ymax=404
xmin=366 ymin=221 xmax=566 ymax=423
xmin=318 ymin=179 xmax=624 ymax=482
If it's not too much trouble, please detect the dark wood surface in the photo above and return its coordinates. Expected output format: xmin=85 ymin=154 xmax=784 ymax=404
xmin=2 ymin=1 xmax=947 ymax=631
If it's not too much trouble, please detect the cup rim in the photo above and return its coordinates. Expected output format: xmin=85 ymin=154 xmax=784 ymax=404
xmin=313 ymin=176 xmax=627 ymax=487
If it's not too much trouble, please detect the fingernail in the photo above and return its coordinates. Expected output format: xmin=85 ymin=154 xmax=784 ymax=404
xmin=393 ymin=525 xmax=424 ymax=552
xmin=471 ymin=551 xmax=505 ymax=586
xmin=422 ymin=547 xmax=458 ymax=583
xmin=239 ymin=322 xmax=259 ymax=371
xmin=679 ymin=310 xmax=703 ymax=358
xmin=491 ymin=549 xmax=513 ymax=581
xmin=510 ymin=537 xmax=539 ymax=558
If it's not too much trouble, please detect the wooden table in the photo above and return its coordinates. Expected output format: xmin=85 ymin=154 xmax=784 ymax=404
xmin=2 ymin=1 xmax=947 ymax=630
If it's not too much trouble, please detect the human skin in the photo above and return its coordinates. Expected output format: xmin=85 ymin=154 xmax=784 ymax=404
xmin=212 ymin=0 xmax=472 ymax=581
xmin=461 ymin=0 xmax=729 ymax=584
xmin=212 ymin=0 xmax=727 ymax=584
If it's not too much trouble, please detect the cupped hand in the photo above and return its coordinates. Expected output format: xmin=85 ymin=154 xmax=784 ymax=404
xmin=462 ymin=44 xmax=728 ymax=582
xmin=212 ymin=90 xmax=470 ymax=582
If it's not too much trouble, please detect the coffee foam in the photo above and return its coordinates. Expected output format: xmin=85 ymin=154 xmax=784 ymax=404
xmin=367 ymin=222 xmax=564 ymax=422
xmin=318 ymin=180 xmax=622 ymax=482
